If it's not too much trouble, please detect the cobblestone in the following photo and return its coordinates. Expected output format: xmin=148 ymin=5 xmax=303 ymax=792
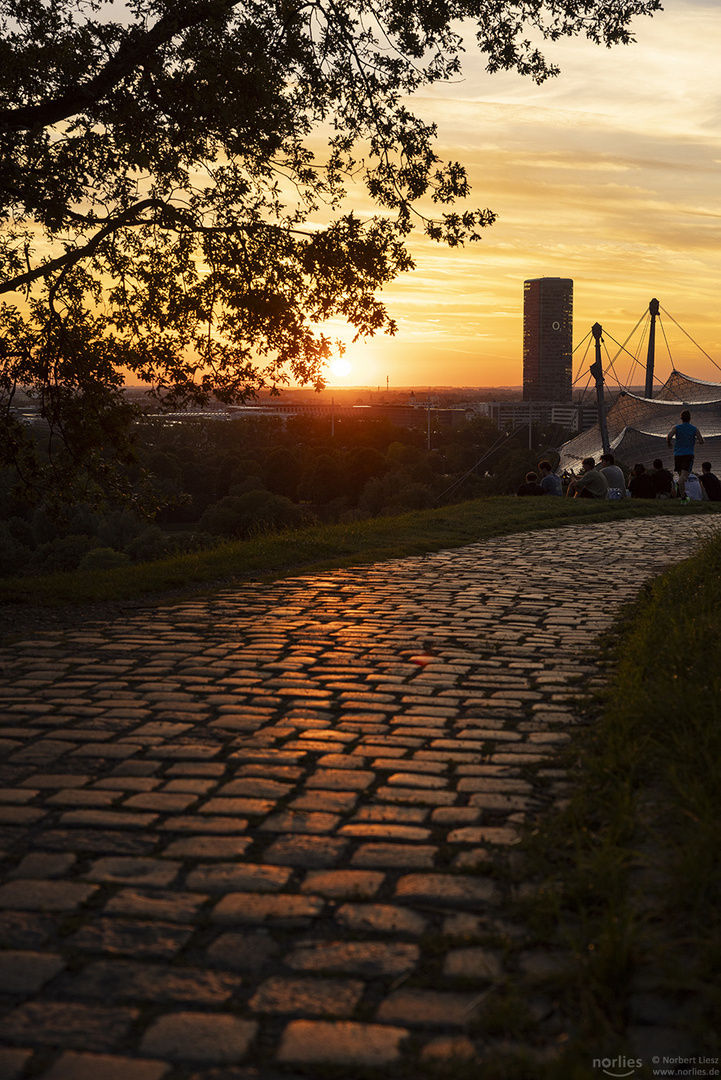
xmin=0 ymin=1049 xmax=33 ymax=1080
xmin=249 ymin=974 xmax=364 ymax=1016
xmin=212 ymin=891 xmax=325 ymax=925
xmin=0 ymin=950 xmax=65 ymax=994
xmin=185 ymin=862 xmax=290 ymax=892
xmin=299 ymin=868 xmax=385 ymax=897
xmin=0 ymin=880 xmax=98 ymax=911
xmin=59 ymin=959 xmax=240 ymax=1003
xmin=66 ymin=917 xmax=194 ymax=958
xmin=103 ymin=887 xmax=208 ymax=922
xmin=276 ymin=1019 xmax=407 ymax=1066
xmin=376 ymin=987 xmax=485 ymax=1026
xmin=38 ymin=1053 xmax=169 ymax=1080
xmin=351 ymin=842 xmax=437 ymax=868
xmin=138 ymin=1012 xmax=257 ymax=1063
xmin=0 ymin=515 xmax=715 ymax=1077
xmin=82 ymin=856 xmax=181 ymax=888
xmin=0 ymin=1002 xmax=138 ymax=1052
xmin=334 ymin=902 xmax=428 ymax=935
xmin=286 ymin=939 xmax=419 ymax=976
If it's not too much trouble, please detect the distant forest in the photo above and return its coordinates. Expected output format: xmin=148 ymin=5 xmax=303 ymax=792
xmin=0 ymin=413 xmax=566 ymax=576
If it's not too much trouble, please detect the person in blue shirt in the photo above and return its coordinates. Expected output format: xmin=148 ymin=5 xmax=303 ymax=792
xmin=667 ymin=410 xmax=704 ymax=500
xmin=538 ymin=460 xmax=563 ymax=496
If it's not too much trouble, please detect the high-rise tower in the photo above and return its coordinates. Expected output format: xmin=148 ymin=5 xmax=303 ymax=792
xmin=523 ymin=278 xmax=573 ymax=402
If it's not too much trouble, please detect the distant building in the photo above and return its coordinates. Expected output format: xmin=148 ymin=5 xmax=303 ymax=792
xmin=523 ymin=277 xmax=573 ymax=402
xmin=474 ymin=400 xmax=597 ymax=434
xmin=224 ymin=401 xmax=470 ymax=430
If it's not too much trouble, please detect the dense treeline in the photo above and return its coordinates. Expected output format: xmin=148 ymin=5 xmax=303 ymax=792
xmin=0 ymin=412 xmax=565 ymax=576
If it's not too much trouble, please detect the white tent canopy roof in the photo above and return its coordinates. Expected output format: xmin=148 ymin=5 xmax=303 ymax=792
xmin=559 ymin=371 xmax=721 ymax=473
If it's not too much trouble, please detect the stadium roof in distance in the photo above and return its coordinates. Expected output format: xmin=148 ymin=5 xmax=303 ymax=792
xmin=558 ymin=370 xmax=721 ymax=473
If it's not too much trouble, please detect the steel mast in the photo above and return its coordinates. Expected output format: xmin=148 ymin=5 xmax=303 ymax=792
xmin=645 ymin=298 xmax=660 ymax=398
xmin=590 ymin=323 xmax=610 ymax=455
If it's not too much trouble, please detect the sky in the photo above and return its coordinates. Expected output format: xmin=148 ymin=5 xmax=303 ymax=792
xmin=324 ymin=0 xmax=721 ymax=392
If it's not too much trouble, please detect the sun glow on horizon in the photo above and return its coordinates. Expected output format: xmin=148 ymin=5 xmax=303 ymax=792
xmin=330 ymin=357 xmax=352 ymax=378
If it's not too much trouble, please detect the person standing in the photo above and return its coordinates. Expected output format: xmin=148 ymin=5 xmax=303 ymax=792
xmin=667 ymin=410 xmax=703 ymax=500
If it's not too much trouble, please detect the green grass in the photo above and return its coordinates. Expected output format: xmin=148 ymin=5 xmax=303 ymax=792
xmin=513 ymin=528 xmax=721 ymax=1071
xmin=2 ymin=495 xmax=718 ymax=607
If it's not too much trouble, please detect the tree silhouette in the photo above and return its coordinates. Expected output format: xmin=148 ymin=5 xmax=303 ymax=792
xmin=0 ymin=0 xmax=660 ymax=501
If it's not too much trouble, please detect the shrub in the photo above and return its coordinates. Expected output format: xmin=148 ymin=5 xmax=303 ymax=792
xmin=97 ymin=510 xmax=144 ymax=550
xmin=78 ymin=547 xmax=132 ymax=571
xmin=348 ymin=446 xmax=388 ymax=490
xmin=126 ymin=525 xmax=171 ymax=563
xmin=173 ymin=531 xmax=219 ymax=554
xmin=198 ymin=491 xmax=307 ymax=538
xmin=30 ymin=535 xmax=96 ymax=574
xmin=228 ymin=475 xmax=266 ymax=496
xmin=298 ymin=454 xmax=345 ymax=504
xmin=0 ymin=524 xmax=29 ymax=576
xmin=265 ymin=447 xmax=300 ymax=499
xmin=391 ymin=482 xmax=435 ymax=511
xmin=359 ymin=474 xmax=435 ymax=515
xmin=147 ymin=450 xmax=183 ymax=485
xmin=31 ymin=506 xmax=60 ymax=545
xmin=66 ymin=502 xmax=102 ymax=539
xmin=5 ymin=516 xmax=35 ymax=549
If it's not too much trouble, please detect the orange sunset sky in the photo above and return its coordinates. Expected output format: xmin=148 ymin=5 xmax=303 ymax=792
xmin=322 ymin=0 xmax=721 ymax=392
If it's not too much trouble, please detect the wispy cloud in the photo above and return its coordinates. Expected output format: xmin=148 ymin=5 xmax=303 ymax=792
xmin=350 ymin=0 xmax=721 ymax=386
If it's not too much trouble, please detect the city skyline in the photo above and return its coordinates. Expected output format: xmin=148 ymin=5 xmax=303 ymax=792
xmin=322 ymin=0 xmax=721 ymax=392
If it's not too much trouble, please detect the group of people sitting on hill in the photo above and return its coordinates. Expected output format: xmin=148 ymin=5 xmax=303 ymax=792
xmin=517 ymin=410 xmax=721 ymax=504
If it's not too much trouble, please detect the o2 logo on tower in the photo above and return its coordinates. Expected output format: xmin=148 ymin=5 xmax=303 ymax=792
xmin=593 ymin=1056 xmax=643 ymax=1077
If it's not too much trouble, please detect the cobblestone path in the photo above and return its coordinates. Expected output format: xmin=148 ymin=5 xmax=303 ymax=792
xmin=0 ymin=515 xmax=718 ymax=1080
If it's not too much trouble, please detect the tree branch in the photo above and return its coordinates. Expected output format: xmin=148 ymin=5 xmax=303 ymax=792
xmin=0 ymin=0 xmax=241 ymax=133
xmin=0 ymin=198 xmax=320 ymax=295
xmin=0 ymin=199 xmax=167 ymax=294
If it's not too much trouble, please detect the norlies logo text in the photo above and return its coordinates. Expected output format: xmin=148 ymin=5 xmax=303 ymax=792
xmin=593 ymin=1057 xmax=643 ymax=1077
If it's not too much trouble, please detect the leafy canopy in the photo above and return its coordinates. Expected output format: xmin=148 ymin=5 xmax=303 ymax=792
xmin=0 ymin=0 xmax=660 ymax=502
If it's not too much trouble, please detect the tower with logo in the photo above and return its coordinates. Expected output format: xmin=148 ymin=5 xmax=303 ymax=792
xmin=523 ymin=277 xmax=573 ymax=402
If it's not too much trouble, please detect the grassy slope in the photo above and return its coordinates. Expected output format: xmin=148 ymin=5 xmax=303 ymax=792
xmin=518 ymin=529 xmax=721 ymax=1074
xmin=601 ymin=531 xmax=721 ymax=1043
xmin=2 ymin=495 xmax=719 ymax=606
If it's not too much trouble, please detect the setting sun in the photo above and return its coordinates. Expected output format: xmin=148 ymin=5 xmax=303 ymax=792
xmin=330 ymin=358 xmax=352 ymax=378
